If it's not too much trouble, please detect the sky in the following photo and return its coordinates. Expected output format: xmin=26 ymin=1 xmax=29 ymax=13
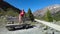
xmin=4 ymin=0 xmax=60 ymax=12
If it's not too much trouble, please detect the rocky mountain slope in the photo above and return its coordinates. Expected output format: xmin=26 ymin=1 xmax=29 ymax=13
xmin=0 ymin=0 xmax=20 ymax=13
xmin=33 ymin=4 xmax=60 ymax=17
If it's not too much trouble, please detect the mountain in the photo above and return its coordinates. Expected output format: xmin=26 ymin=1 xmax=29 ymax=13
xmin=53 ymin=11 xmax=60 ymax=21
xmin=33 ymin=4 xmax=60 ymax=17
xmin=33 ymin=4 xmax=60 ymax=21
xmin=0 ymin=0 xmax=20 ymax=13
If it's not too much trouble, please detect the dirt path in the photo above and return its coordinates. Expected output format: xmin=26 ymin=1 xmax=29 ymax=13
xmin=35 ymin=19 xmax=60 ymax=31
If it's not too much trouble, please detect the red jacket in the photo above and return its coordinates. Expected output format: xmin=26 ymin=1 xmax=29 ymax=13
xmin=20 ymin=10 xmax=25 ymax=17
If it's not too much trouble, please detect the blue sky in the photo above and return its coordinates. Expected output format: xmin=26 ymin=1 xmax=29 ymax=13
xmin=4 ymin=0 xmax=60 ymax=12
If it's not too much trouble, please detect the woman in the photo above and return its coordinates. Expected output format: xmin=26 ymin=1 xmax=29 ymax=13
xmin=19 ymin=10 xmax=25 ymax=24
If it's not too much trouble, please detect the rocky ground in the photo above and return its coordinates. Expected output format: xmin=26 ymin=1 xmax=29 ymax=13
xmin=0 ymin=18 xmax=60 ymax=34
xmin=0 ymin=21 xmax=60 ymax=34
xmin=52 ymin=21 xmax=60 ymax=26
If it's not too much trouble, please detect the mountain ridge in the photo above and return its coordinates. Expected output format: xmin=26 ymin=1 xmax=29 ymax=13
xmin=33 ymin=4 xmax=60 ymax=17
xmin=0 ymin=0 xmax=21 ymax=13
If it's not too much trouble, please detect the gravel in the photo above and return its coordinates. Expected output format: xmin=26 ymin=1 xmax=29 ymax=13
xmin=0 ymin=21 xmax=60 ymax=34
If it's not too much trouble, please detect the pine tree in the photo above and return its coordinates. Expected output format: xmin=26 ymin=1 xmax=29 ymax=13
xmin=44 ymin=9 xmax=53 ymax=22
xmin=28 ymin=8 xmax=34 ymax=21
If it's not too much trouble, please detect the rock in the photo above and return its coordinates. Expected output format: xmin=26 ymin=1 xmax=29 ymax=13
xmin=6 ymin=24 xmax=35 ymax=31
